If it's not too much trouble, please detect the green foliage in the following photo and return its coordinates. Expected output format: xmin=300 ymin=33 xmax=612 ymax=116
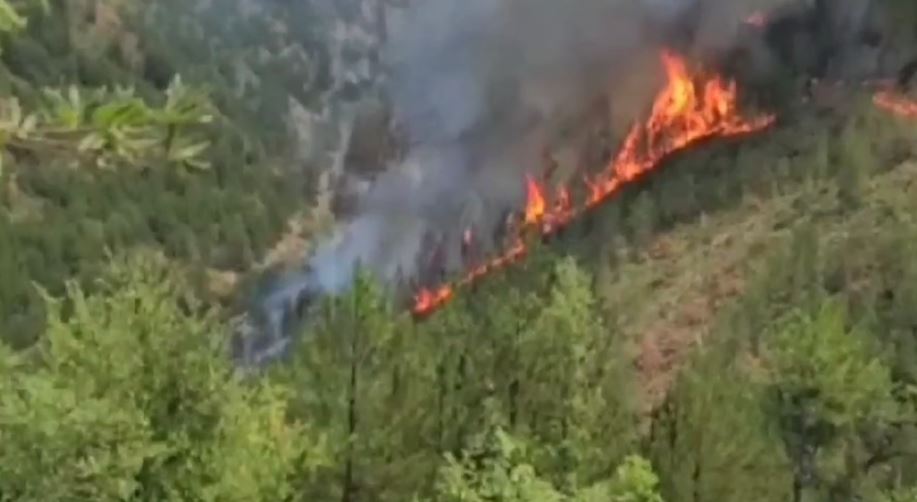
xmin=766 ymin=301 xmax=899 ymax=499
xmin=577 ymin=456 xmax=665 ymax=502
xmin=651 ymin=346 xmax=792 ymax=502
xmin=883 ymin=486 xmax=917 ymax=502
xmin=432 ymin=423 xmax=566 ymax=502
xmin=0 ymin=77 xmax=213 ymax=172
xmin=429 ymin=420 xmax=663 ymax=502
xmin=526 ymin=258 xmax=639 ymax=483
xmin=0 ymin=253 xmax=318 ymax=501
xmin=0 ymin=0 xmax=26 ymax=38
xmin=278 ymin=270 xmax=433 ymax=501
xmin=0 ymin=0 xmax=317 ymax=345
xmin=1 ymin=3 xmax=917 ymax=502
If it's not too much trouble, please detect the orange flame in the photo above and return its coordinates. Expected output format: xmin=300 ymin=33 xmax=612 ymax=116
xmin=874 ymin=90 xmax=917 ymax=119
xmin=412 ymin=51 xmax=776 ymax=318
xmin=524 ymin=174 xmax=547 ymax=225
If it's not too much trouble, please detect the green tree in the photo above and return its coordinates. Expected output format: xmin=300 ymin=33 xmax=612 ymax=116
xmin=0 ymin=0 xmax=27 ymax=39
xmin=650 ymin=345 xmax=792 ymax=502
xmin=429 ymin=412 xmax=663 ymax=502
xmin=431 ymin=417 xmax=566 ymax=502
xmin=575 ymin=456 xmax=664 ymax=502
xmin=523 ymin=258 xmax=638 ymax=485
xmin=882 ymin=486 xmax=917 ymax=502
xmin=766 ymin=301 xmax=899 ymax=501
xmin=0 ymin=252 xmax=318 ymax=501
xmin=279 ymin=270 xmax=437 ymax=501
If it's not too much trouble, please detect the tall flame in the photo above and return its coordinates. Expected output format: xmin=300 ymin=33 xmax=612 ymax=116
xmin=874 ymin=90 xmax=917 ymax=119
xmin=524 ymin=174 xmax=547 ymax=225
xmin=412 ymin=51 xmax=776 ymax=318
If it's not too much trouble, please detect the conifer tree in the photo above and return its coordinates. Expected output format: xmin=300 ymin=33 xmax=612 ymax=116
xmin=279 ymin=270 xmax=436 ymax=501
xmin=650 ymin=345 xmax=793 ymax=502
xmin=766 ymin=301 xmax=899 ymax=501
xmin=525 ymin=257 xmax=639 ymax=485
xmin=0 ymin=252 xmax=316 ymax=501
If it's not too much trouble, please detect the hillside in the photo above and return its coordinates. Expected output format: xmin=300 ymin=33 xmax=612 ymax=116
xmin=0 ymin=0 xmax=396 ymax=347
xmin=2 ymin=1 xmax=917 ymax=501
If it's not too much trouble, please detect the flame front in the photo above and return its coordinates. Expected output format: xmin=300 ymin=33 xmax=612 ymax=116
xmin=412 ymin=51 xmax=776 ymax=317
xmin=524 ymin=174 xmax=547 ymax=225
xmin=874 ymin=90 xmax=917 ymax=119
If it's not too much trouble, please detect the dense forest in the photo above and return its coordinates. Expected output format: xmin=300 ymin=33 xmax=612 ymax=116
xmin=2 ymin=1 xmax=917 ymax=501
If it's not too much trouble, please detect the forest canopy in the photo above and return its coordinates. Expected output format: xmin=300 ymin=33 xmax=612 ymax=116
xmin=1 ymin=1 xmax=917 ymax=501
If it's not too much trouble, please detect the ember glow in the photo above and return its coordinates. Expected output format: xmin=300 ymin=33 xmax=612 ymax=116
xmin=744 ymin=11 xmax=768 ymax=29
xmin=874 ymin=90 xmax=917 ymax=119
xmin=412 ymin=51 xmax=776 ymax=318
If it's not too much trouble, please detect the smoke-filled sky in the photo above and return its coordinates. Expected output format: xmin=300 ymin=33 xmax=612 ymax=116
xmin=306 ymin=0 xmax=796 ymax=295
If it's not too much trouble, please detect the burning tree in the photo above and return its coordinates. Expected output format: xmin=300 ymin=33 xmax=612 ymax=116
xmin=413 ymin=50 xmax=776 ymax=318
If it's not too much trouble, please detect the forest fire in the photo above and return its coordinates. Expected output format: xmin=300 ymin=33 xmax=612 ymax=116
xmin=874 ymin=90 xmax=917 ymax=119
xmin=412 ymin=51 xmax=776 ymax=318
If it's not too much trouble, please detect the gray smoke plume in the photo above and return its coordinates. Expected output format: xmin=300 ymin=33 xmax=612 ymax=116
xmin=300 ymin=0 xmax=793 ymax=294
xmin=258 ymin=0 xmax=799 ymax=326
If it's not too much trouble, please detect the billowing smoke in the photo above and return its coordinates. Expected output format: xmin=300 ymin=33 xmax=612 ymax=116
xmin=301 ymin=0 xmax=793 ymax=295
xmin=254 ymin=0 xmax=800 ymax=331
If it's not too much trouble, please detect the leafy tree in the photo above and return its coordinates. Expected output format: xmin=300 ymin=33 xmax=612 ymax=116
xmin=429 ymin=412 xmax=663 ymax=502
xmin=0 ymin=0 xmax=27 ymax=38
xmin=766 ymin=301 xmax=899 ymax=501
xmin=575 ymin=456 xmax=664 ymax=502
xmin=0 ymin=252 xmax=319 ymax=501
xmin=431 ymin=418 xmax=566 ymax=502
xmin=0 ymin=77 xmax=214 ymax=174
xmin=279 ymin=270 xmax=437 ymax=501
xmin=650 ymin=345 xmax=793 ymax=502
xmin=524 ymin=257 xmax=639 ymax=485
xmin=0 ymin=0 xmax=308 ymax=344
xmin=882 ymin=486 xmax=917 ymax=502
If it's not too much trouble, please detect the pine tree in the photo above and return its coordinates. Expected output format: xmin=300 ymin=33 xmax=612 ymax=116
xmin=427 ymin=412 xmax=664 ymax=502
xmin=0 ymin=252 xmax=316 ymax=500
xmin=430 ymin=411 xmax=566 ymax=502
xmin=766 ymin=301 xmax=899 ymax=501
xmin=650 ymin=345 xmax=793 ymax=502
xmin=524 ymin=257 xmax=639 ymax=484
xmin=279 ymin=270 xmax=434 ymax=502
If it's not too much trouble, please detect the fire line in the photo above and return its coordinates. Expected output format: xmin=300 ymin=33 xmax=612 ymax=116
xmin=412 ymin=50 xmax=776 ymax=318
xmin=874 ymin=90 xmax=917 ymax=119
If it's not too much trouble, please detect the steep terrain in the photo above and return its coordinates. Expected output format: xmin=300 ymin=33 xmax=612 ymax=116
xmin=2 ymin=1 xmax=917 ymax=501
xmin=0 ymin=0 xmax=403 ymax=346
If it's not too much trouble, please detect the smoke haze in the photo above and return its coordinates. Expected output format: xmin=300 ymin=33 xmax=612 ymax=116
xmin=303 ymin=0 xmax=794 ymax=296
